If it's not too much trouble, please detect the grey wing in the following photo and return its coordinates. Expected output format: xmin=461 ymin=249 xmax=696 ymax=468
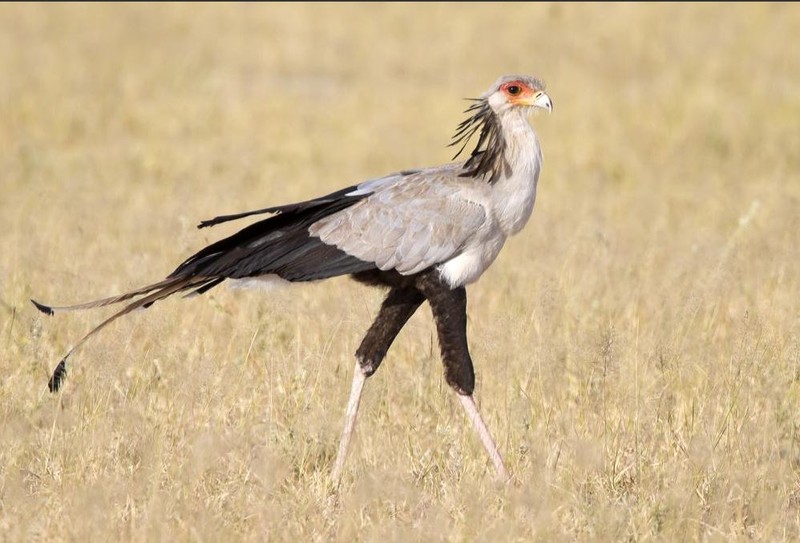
xmin=309 ymin=170 xmax=487 ymax=275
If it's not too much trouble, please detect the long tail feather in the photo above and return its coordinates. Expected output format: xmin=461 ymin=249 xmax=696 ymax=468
xmin=45 ymin=276 xmax=213 ymax=392
xmin=31 ymin=277 xmax=182 ymax=315
xmin=48 ymin=359 xmax=67 ymax=392
xmin=197 ymin=206 xmax=282 ymax=229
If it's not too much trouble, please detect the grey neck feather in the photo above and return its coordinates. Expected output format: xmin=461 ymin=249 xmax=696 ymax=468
xmin=449 ymin=99 xmax=509 ymax=184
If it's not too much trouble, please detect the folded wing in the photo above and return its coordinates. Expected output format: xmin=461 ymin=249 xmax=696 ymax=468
xmin=310 ymin=168 xmax=487 ymax=276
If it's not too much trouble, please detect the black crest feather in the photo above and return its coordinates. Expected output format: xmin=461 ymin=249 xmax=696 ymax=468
xmin=449 ymin=99 xmax=508 ymax=184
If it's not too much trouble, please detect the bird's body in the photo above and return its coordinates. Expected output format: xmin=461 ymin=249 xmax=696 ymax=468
xmin=33 ymin=75 xmax=552 ymax=483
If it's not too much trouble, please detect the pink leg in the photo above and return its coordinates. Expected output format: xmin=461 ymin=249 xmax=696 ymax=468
xmin=331 ymin=362 xmax=367 ymax=483
xmin=458 ymin=394 xmax=511 ymax=482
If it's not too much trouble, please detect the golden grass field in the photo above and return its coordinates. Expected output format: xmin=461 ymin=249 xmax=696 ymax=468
xmin=1 ymin=3 xmax=799 ymax=541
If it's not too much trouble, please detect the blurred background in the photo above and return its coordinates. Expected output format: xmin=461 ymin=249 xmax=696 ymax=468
xmin=1 ymin=4 xmax=798 ymax=540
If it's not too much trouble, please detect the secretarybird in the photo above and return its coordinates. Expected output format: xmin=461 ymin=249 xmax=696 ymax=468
xmin=33 ymin=74 xmax=552 ymax=483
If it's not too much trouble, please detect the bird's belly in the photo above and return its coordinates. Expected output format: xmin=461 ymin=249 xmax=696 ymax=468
xmin=437 ymin=237 xmax=505 ymax=288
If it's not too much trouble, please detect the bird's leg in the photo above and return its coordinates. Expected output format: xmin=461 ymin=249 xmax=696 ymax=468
xmin=331 ymin=361 xmax=367 ymax=484
xmin=416 ymin=273 xmax=511 ymax=482
xmin=331 ymin=287 xmax=424 ymax=484
xmin=458 ymin=394 xmax=510 ymax=482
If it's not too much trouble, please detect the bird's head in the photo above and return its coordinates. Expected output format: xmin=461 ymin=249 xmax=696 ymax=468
xmin=450 ymin=74 xmax=552 ymax=183
xmin=483 ymin=75 xmax=553 ymax=115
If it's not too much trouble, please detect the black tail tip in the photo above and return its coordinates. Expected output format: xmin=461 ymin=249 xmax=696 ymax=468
xmin=48 ymin=359 xmax=67 ymax=393
xmin=31 ymin=299 xmax=54 ymax=316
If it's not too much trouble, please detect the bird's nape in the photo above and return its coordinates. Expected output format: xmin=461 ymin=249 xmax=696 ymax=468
xmin=450 ymin=99 xmax=508 ymax=183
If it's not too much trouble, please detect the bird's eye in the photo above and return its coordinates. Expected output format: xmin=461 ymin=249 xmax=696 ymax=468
xmin=507 ymin=85 xmax=521 ymax=96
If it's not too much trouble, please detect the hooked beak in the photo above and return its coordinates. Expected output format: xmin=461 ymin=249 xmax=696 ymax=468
xmin=531 ymin=91 xmax=553 ymax=113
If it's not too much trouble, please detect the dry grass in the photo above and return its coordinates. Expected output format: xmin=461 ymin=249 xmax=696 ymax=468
xmin=2 ymin=3 xmax=799 ymax=541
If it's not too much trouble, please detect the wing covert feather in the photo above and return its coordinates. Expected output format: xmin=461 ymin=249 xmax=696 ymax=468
xmin=310 ymin=171 xmax=487 ymax=275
